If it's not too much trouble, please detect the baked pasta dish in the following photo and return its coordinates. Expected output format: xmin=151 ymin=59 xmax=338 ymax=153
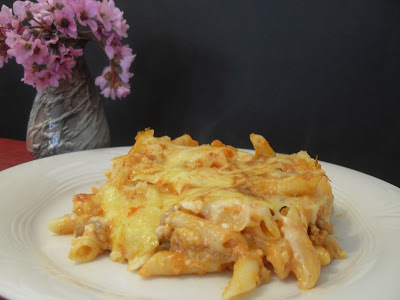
xmin=49 ymin=129 xmax=345 ymax=299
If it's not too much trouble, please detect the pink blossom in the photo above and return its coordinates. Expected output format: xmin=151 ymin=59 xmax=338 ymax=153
xmin=55 ymin=0 xmax=69 ymax=7
xmin=104 ymin=44 xmax=114 ymax=59
xmin=29 ymin=2 xmax=42 ymax=14
xmin=0 ymin=5 xmax=15 ymax=25
xmin=100 ymin=86 xmax=116 ymax=99
xmin=0 ymin=28 xmax=9 ymax=67
xmin=57 ymin=43 xmax=83 ymax=58
xmin=8 ymin=37 xmax=49 ymax=66
xmin=49 ymin=58 xmax=75 ymax=80
xmin=0 ymin=0 xmax=134 ymax=99
xmin=4 ymin=31 xmax=21 ymax=48
xmin=95 ymin=65 xmax=131 ymax=100
xmin=31 ymin=0 xmax=68 ymax=26
xmin=95 ymin=66 xmax=112 ymax=89
xmin=117 ymin=45 xmax=135 ymax=71
xmin=115 ymin=83 xmax=130 ymax=98
xmin=0 ymin=40 xmax=9 ymax=68
xmin=53 ymin=44 xmax=82 ymax=79
xmin=59 ymin=57 xmax=76 ymax=79
xmin=22 ymin=66 xmax=38 ymax=86
xmin=72 ymin=0 xmax=98 ymax=32
xmin=29 ymin=2 xmax=53 ymax=26
xmin=29 ymin=38 xmax=49 ymax=65
xmin=36 ymin=70 xmax=60 ymax=92
xmin=94 ymin=44 xmax=134 ymax=98
xmin=7 ymin=38 xmax=35 ymax=65
xmin=96 ymin=0 xmax=120 ymax=32
xmin=95 ymin=65 xmax=132 ymax=100
xmin=53 ymin=40 xmax=82 ymax=56
xmin=119 ymin=69 xmax=133 ymax=84
xmin=47 ymin=53 xmax=75 ymax=81
xmin=113 ymin=45 xmax=135 ymax=83
xmin=104 ymin=32 xmax=116 ymax=46
xmin=113 ymin=18 xmax=129 ymax=38
xmin=23 ymin=67 xmax=59 ymax=93
xmin=13 ymin=1 xmax=33 ymax=21
xmin=54 ymin=6 xmax=77 ymax=38
xmin=101 ymin=82 xmax=130 ymax=99
xmin=36 ymin=0 xmax=68 ymax=11
xmin=47 ymin=54 xmax=61 ymax=73
xmin=68 ymin=46 xmax=83 ymax=57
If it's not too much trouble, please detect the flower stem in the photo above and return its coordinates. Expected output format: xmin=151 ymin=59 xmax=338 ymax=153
xmin=86 ymin=34 xmax=117 ymax=82
xmin=77 ymin=25 xmax=85 ymax=34
xmin=31 ymin=17 xmax=53 ymax=31
xmin=37 ymin=28 xmax=44 ymax=39
xmin=87 ymin=33 xmax=104 ymax=50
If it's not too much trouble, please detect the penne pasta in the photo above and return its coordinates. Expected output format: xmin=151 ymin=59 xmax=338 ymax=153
xmin=49 ymin=129 xmax=345 ymax=299
xmin=223 ymin=257 xmax=265 ymax=300
xmin=48 ymin=214 xmax=74 ymax=235
xmin=68 ymin=235 xmax=104 ymax=263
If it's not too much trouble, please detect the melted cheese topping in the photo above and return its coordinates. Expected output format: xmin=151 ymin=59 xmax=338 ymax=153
xmin=100 ymin=130 xmax=332 ymax=267
xmin=51 ymin=129 xmax=345 ymax=300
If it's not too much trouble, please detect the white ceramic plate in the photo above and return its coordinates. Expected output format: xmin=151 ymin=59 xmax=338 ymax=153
xmin=0 ymin=147 xmax=399 ymax=300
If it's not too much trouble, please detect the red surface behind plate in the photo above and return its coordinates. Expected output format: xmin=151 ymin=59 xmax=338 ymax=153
xmin=0 ymin=138 xmax=35 ymax=171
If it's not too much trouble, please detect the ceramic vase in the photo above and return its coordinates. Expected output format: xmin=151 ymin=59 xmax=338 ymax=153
xmin=26 ymin=51 xmax=110 ymax=158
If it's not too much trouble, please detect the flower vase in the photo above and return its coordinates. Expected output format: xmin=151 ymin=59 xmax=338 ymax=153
xmin=26 ymin=55 xmax=111 ymax=159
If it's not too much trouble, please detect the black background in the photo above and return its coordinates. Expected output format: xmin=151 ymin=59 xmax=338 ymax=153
xmin=1 ymin=0 xmax=399 ymax=187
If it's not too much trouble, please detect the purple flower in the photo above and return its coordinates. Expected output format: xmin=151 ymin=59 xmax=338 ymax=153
xmin=59 ymin=56 xmax=76 ymax=78
xmin=29 ymin=2 xmax=42 ymax=14
xmin=4 ymin=31 xmax=21 ymax=49
xmin=68 ymin=46 xmax=83 ymax=58
xmin=0 ymin=38 xmax=9 ymax=68
xmin=48 ymin=52 xmax=75 ymax=81
xmin=7 ymin=38 xmax=35 ymax=65
xmin=96 ymin=0 xmax=120 ymax=32
xmin=23 ymin=66 xmax=59 ymax=93
xmin=115 ymin=83 xmax=130 ymax=98
xmin=104 ymin=44 xmax=114 ymax=59
xmin=36 ymin=69 xmax=60 ymax=92
xmin=72 ymin=0 xmax=98 ymax=32
xmin=54 ymin=6 xmax=77 ymax=38
xmin=12 ymin=38 xmax=50 ymax=67
xmin=104 ymin=31 xmax=114 ymax=45
xmin=30 ymin=38 xmax=49 ymax=65
xmin=0 ymin=0 xmax=134 ymax=99
xmin=52 ymin=44 xmax=83 ymax=79
xmin=113 ymin=18 xmax=129 ymax=38
xmin=0 ymin=4 xmax=14 ymax=21
xmin=117 ymin=45 xmax=135 ymax=70
xmin=12 ymin=1 xmax=33 ymax=21
xmin=95 ymin=65 xmax=131 ymax=100
xmin=114 ymin=45 xmax=135 ymax=83
xmin=37 ymin=0 xmax=68 ymax=11
xmin=95 ymin=66 xmax=112 ymax=89
xmin=47 ymin=54 xmax=61 ymax=73
xmin=0 ymin=5 xmax=15 ymax=25
xmin=29 ymin=1 xmax=55 ymax=26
